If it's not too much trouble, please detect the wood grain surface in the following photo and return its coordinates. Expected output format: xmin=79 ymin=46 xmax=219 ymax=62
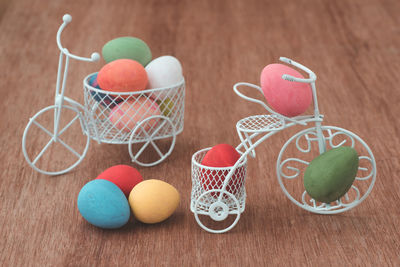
xmin=1 ymin=0 xmax=399 ymax=266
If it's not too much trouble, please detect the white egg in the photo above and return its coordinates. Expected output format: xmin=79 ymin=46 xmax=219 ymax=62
xmin=145 ymin=56 xmax=183 ymax=99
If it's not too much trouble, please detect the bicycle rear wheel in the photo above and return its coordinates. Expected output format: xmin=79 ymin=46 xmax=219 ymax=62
xmin=22 ymin=105 xmax=90 ymax=175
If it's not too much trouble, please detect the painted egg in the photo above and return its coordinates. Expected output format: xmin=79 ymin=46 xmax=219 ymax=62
xmin=129 ymin=179 xmax=180 ymax=224
xmin=109 ymin=97 xmax=161 ymax=133
xmin=88 ymin=73 xmax=121 ymax=108
xmin=97 ymin=59 xmax=148 ymax=95
xmin=96 ymin=165 xmax=143 ymax=198
xmin=156 ymin=97 xmax=175 ymax=117
xmin=145 ymin=56 xmax=183 ymax=99
xmin=102 ymin=37 xmax=152 ymax=66
xmin=260 ymin=64 xmax=312 ymax=117
xmin=200 ymin=144 xmax=244 ymax=196
xmin=304 ymin=146 xmax=359 ymax=203
xmin=77 ymin=179 xmax=130 ymax=229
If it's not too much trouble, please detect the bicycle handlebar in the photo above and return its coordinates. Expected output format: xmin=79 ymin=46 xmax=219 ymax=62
xmin=279 ymin=57 xmax=316 ymax=83
xmin=56 ymin=14 xmax=100 ymax=62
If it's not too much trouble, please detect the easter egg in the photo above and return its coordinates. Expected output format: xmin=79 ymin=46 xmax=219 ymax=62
xmin=146 ymin=56 xmax=183 ymax=99
xmin=102 ymin=37 xmax=152 ymax=66
xmin=156 ymin=97 xmax=175 ymax=117
xmin=129 ymin=179 xmax=180 ymax=224
xmin=96 ymin=165 xmax=143 ymax=198
xmin=109 ymin=97 xmax=161 ymax=133
xmin=304 ymin=146 xmax=359 ymax=203
xmin=200 ymin=144 xmax=244 ymax=196
xmin=260 ymin=64 xmax=312 ymax=117
xmin=88 ymin=73 xmax=121 ymax=108
xmin=77 ymin=179 xmax=130 ymax=229
xmin=97 ymin=59 xmax=148 ymax=95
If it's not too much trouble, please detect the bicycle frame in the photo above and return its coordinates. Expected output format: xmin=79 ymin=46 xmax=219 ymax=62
xmin=217 ymin=57 xmax=326 ymax=204
xmin=53 ymin=14 xmax=99 ymax=140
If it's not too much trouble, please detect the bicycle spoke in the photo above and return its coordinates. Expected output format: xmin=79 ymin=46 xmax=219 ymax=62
xmin=149 ymin=119 xmax=167 ymax=139
xmin=58 ymin=114 xmax=79 ymax=137
xmin=32 ymin=120 xmax=53 ymax=138
xmin=149 ymin=140 xmax=164 ymax=158
xmin=32 ymin=138 xmax=54 ymax=165
xmin=57 ymin=137 xmax=81 ymax=158
xmin=134 ymin=140 xmax=151 ymax=159
xmin=133 ymin=119 xmax=168 ymax=160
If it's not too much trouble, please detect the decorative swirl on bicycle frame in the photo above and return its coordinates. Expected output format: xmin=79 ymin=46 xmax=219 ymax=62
xmin=356 ymin=156 xmax=374 ymax=181
xmin=279 ymin=158 xmax=309 ymax=179
xmin=301 ymin=185 xmax=360 ymax=210
xmin=327 ymin=129 xmax=355 ymax=148
xmin=295 ymin=130 xmax=318 ymax=153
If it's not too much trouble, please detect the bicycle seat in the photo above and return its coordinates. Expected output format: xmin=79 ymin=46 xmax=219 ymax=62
xmin=236 ymin=114 xmax=285 ymax=133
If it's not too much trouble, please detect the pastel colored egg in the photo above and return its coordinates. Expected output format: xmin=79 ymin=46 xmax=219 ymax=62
xmin=88 ymin=73 xmax=121 ymax=108
xmin=77 ymin=179 xmax=130 ymax=229
xmin=146 ymin=56 xmax=183 ymax=99
xmin=109 ymin=97 xmax=161 ymax=133
xmin=97 ymin=59 xmax=148 ymax=95
xmin=200 ymin=144 xmax=244 ymax=196
xmin=304 ymin=146 xmax=359 ymax=203
xmin=96 ymin=165 xmax=143 ymax=198
xmin=129 ymin=179 xmax=180 ymax=224
xmin=156 ymin=97 xmax=175 ymax=117
xmin=102 ymin=37 xmax=152 ymax=66
xmin=260 ymin=63 xmax=312 ymax=117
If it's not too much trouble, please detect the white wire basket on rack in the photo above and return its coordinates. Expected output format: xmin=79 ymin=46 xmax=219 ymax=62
xmin=22 ymin=14 xmax=185 ymax=175
xmin=191 ymin=148 xmax=247 ymax=233
xmin=190 ymin=57 xmax=376 ymax=233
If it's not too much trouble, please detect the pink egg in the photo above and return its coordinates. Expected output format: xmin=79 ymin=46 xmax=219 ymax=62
xmin=260 ymin=64 xmax=312 ymax=117
xmin=109 ymin=97 xmax=161 ymax=133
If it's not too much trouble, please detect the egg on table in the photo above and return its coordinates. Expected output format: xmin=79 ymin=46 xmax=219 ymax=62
xmin=96 ymin=165 xmax=143 ymax=198
xmin=77 ymin=179 xmax=130 ymax=229
xmin=129 ymin=179 xmax=180 ymax=224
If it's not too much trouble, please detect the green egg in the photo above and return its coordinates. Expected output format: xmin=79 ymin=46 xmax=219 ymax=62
xmin=157 ymin=97 xmax=175 ymax=117
xmin=304 ymin=146 xmax=359 ymax=203
xmin=102 ymin=37 xmax=152 ymax=66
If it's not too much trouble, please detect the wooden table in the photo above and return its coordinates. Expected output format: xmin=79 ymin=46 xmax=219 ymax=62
xmin=1 ymin=0 xmax=399 ymax=265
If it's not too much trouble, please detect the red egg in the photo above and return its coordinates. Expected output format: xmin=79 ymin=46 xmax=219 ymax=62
xmin=96 ymin=165 xmax=143 ymax=198
xmin=200 ymin=144 xmax=244 ymax=196
xmin=260 ymin=63 xmax=312 ymax=117
xmin=97 ymin=59 xmax=148 ymax=96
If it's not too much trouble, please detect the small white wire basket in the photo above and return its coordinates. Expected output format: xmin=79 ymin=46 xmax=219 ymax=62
xmin=83 ymin=73 xmax=185 ymax=144
xmin=191 ymin=148 xmax=247 ymax=233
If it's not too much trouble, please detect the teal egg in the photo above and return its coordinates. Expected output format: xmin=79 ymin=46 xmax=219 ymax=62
xmin=77 ymin=179 xmax=130 ymax=229
xmin=304 ymin=146 xmax=359 ymax=203
xmin=102 ymin=37 xmax=152 ymax=66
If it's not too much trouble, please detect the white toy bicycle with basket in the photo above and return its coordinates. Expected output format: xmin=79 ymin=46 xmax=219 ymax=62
xmin=191 ymin=57 xmax=376 ymax=233
xmin=22 ymin=14 xmax=185 ymax=175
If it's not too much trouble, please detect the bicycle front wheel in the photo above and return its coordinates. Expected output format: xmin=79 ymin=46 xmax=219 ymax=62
xmin=22 ymin=105 xmax=90 ymax=175
xmin=276 ymin=126 xmax=376 ymax=214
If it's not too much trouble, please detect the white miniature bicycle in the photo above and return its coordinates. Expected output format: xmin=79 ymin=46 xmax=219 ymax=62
xmin=191 ymin=57 xmax=376 ymax=233
xmin=22 ymin=14 xmax=185 ymax=175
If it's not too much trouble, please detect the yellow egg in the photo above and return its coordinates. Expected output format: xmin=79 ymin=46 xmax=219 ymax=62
xmin=129 ymin=179 xmax=180 ymax=224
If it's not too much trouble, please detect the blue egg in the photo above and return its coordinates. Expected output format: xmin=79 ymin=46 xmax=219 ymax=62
xmin=88 ymin=73 xmax=120 ymax=108
xmin=77 ymin=179 xmax=130 ymax=229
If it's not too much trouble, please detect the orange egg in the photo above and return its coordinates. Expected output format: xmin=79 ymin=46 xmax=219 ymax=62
xmin=98 ymin=59 xmax=148 ymax=96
